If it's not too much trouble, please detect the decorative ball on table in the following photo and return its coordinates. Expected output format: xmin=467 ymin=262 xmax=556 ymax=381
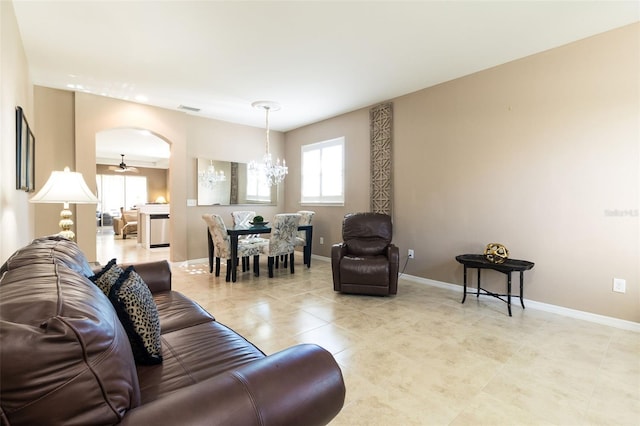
xmin=250 ymin=215 xmax=267 ymax=226
xmin=484 ymin=243 xmax=509 ymax=264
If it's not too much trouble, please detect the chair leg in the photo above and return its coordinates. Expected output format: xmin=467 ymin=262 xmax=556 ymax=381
xmin=283 ymin=255 xmax=288 ymax=268
xmin=289 ymin=253 xmax=294 ymax=274
xmin=215 ymin=258 xmax=221 ymax=277
xmin=241 ymin=256 xmax=247 ymax=272
xmin=253 ymin=255 xmax=260 ymax=276
xmin=268 ymin=257 xmax=274 ymax=278
xmin=225 ymin=259 xmax=231 ymax=282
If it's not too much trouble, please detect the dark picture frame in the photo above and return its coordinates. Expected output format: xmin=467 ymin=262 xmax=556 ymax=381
xmin=15 ymin=106 xmax=35 ymax=192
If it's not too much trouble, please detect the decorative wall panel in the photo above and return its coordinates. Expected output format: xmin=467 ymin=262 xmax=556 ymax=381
xmin=370 ymin=103 xmax=393 ymax=216
xmin=230 ymin=161 xmax=238 ymax=204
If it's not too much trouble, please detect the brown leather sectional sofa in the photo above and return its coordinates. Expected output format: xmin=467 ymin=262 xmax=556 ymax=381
xmin=0 ymin=236 xmax=345 ymax=425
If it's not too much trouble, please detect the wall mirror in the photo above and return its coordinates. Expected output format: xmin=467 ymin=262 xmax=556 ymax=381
xmin=197 ymin=157 xmax=277 ymax=206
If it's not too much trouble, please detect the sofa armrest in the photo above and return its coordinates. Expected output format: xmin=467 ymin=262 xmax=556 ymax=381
xmin=331 ymin=243 xmax=347 ymax=291
xmin=387 ymin=243 xmax=399 ymax=265
xmin=122 ymin=260 xmax=172 ymax=293
xmin=387 ymin=244 xmax=400 ymax=294
xmin=119 ymin=344 xmax=345 ymax=426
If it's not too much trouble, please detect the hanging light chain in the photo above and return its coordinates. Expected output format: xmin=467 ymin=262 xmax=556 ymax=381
xmin=264 ymin=105 xmax=271 ymax=155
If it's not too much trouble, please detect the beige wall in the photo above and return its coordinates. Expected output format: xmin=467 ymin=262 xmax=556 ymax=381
xmin=5 ymin=6 xmax=637 ymax=322
xmin=284 ymin=24 xmax=639 ymax=322
xmin=0 ymin=1 xmax=33 ymax=262
xmin=184 ymin=114 xmax=285 ymax=260
xmin=33 ymin=87 xmax=75 ymax=242
xmin=285 ymin=109 xmax=371 ymax=257
xmin=32 ymin=90 xmax=284 ymax=263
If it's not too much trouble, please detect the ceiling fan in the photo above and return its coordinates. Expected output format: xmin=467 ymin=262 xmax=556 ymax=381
xmin=109 ymin=154 xmax=139 ymax=173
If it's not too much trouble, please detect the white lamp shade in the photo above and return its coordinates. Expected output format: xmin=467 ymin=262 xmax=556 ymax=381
xmin=30 ymin=167 xmax=98 ymax=204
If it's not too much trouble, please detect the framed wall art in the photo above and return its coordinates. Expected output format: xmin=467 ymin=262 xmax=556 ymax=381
xmin=15 ymin=106 xmax=35 ymax=192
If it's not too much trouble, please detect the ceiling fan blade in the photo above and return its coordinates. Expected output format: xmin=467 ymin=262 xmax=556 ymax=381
xmin=108 ymin=154 xmax=139 ymax=172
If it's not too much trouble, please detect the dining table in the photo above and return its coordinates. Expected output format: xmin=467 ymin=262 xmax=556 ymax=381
xmin=207 ymin=223 xmax=313 ymax=282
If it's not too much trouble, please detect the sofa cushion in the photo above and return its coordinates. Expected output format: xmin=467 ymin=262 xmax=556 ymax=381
xmin=90 ymin=257 xmax=124 ymax=296
xmin=345 ymin=238 xmax=389 ymax=256
xmin=0 ymin=263 xmax=140 ymax=425
xmin=136 ymin=321 xmax=265 ymax=404
xmin=340 ymin=255 xmax=390 ymax=286
xmin=0 ymin=235 xmax=94 ymax=277
xmin=153 ymin=291 xmax=215 ymax=333
xmin=110 ymin=267 xmax=163 ymax=365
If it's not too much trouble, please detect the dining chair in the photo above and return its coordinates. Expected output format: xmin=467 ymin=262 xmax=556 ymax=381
xmin=202 ymin=214 xmax=263 ymax=281
xmin=231 ymin=211 xmax=269 ymax=271
xmin=231 ymin=210 xmax=255 ymax=228
xmin=259 ymin=213 xmax=301 ymax=278
xmin=231 ymin=210 xmax=255 ymax=271
xmin=294 ymin=210 xmax=315 ymax=268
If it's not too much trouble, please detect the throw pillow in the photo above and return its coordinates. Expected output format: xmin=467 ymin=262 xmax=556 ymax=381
xmin=89 ymin=258 xmax=124 ymax=296
xmin=109 ymin=266 xmax=163 ymax=365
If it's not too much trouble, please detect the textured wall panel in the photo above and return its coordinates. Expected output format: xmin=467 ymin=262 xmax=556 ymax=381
xmin=230 ymin=161 xmax=238 ymax=204
xmin=370 ymin=103 xmax=393 ymax=215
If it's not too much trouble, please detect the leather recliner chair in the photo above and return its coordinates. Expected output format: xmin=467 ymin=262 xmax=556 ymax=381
xmin=331 ymin=212 xmax=399 ymax=296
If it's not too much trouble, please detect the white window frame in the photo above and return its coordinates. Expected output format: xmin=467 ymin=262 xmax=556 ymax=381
xmin=245 ymin=171 xmax=271 ymax=202
xmin=301 ymin=137 xmax=345 ymax=205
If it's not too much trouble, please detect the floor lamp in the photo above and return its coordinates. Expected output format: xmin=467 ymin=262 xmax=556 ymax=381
xmin=30 ymin=167 xmax=99 ymax=240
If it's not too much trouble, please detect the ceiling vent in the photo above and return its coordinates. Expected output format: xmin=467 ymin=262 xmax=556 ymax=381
xmin=178 ymin=104 xmax=201 ymax=112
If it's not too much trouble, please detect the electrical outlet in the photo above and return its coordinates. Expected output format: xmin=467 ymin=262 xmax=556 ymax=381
xmin=408 ymin=249 xmax=414 ymax=259
xmin=613 ymin=278 xmax=626 ymax=293
xmin=319 ymin=237 xmax=324 ymax=245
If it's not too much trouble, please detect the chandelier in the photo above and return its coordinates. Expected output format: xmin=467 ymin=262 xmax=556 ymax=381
xmin=248 ymin=101 xmax=288 ymax=186
xmin=198 ymin=160 xmax=226 ymax=189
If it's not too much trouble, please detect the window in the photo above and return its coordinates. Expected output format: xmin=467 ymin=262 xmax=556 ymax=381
xmin=246 ymin=170 xmax=271 ymax=202
xmin=97 ymin=174 xmax=147 ymax=216
xmin=301 ymin=137 xmax=344 ymax=204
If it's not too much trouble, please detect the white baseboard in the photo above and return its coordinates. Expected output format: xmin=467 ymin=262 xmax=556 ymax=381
xmin=177 ymin=255 xmax=639 ymax=332
xmin=399 ymin=273 xmax=640 ymax=333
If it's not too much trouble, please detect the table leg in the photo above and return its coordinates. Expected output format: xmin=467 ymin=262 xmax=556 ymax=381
xmin=230 ymin=234 xmax=239 ymax=282
xmin=507 ymin=272 xmax=512 ymax=317
xmin=207 ymin=230 xmax=214 ymax=273
xmin=304 ymin=226 xmax=313 ymax=268
xmin=461 ymin=266 xmax=468 ymax=303
xmin=519 ymin=271 xmax=525 ymax=309
xmin=477 ymin=269 xmax=481 ymax=298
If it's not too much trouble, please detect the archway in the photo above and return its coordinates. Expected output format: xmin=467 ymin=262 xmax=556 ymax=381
xmin=95 ymin=127 xmax=171 ymax=258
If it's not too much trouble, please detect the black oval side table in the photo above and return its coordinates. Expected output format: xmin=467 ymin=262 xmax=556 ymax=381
xmin=455 ymin=254 xmax=535 ymax=316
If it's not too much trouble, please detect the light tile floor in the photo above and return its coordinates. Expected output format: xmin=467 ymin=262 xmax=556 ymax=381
xmin=97 ymin=233 xmax=640 ymax=425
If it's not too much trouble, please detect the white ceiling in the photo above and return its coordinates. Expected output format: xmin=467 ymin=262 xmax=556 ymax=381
xmin=96 ymin=128 xmax=170 ymax=168
xmin=13 ymin=1 xmax=639 ymax=134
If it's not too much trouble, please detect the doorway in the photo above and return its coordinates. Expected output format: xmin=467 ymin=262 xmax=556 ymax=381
xmin=95 ymin=128 xmax=170 ymax=260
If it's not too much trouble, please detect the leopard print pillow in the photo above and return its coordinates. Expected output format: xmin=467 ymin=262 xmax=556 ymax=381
xmin=109 ymin=266 xmax=162 ymax=365
xmin=89 ymin=258 xmax=124 ymax=296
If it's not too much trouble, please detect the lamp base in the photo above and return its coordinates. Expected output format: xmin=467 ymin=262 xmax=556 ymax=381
xmin=59 ymin=207 xmax=75 ymax=240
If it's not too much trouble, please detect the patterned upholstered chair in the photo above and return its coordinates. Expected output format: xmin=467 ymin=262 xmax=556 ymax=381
xmin=119 ymin=207 xmax=138 ymax=239
xmin=331 ymin=212 xmax=399 ymax=296
xmin=231 ymin=211 xmax=267 ymax=271
xmin=231 ymin=210 xmax=255 ymax=228
xmin=259 ymin=214 xmax=301 ymax=278
xmin=202 ymin=214 xmax=263 ymax=281
xmin=294 ymin=210 xmax=315 ymax=268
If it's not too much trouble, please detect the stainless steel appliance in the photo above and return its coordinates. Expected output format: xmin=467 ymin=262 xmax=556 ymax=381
xmin=149 ymin=213 xmax=170 ymax=248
